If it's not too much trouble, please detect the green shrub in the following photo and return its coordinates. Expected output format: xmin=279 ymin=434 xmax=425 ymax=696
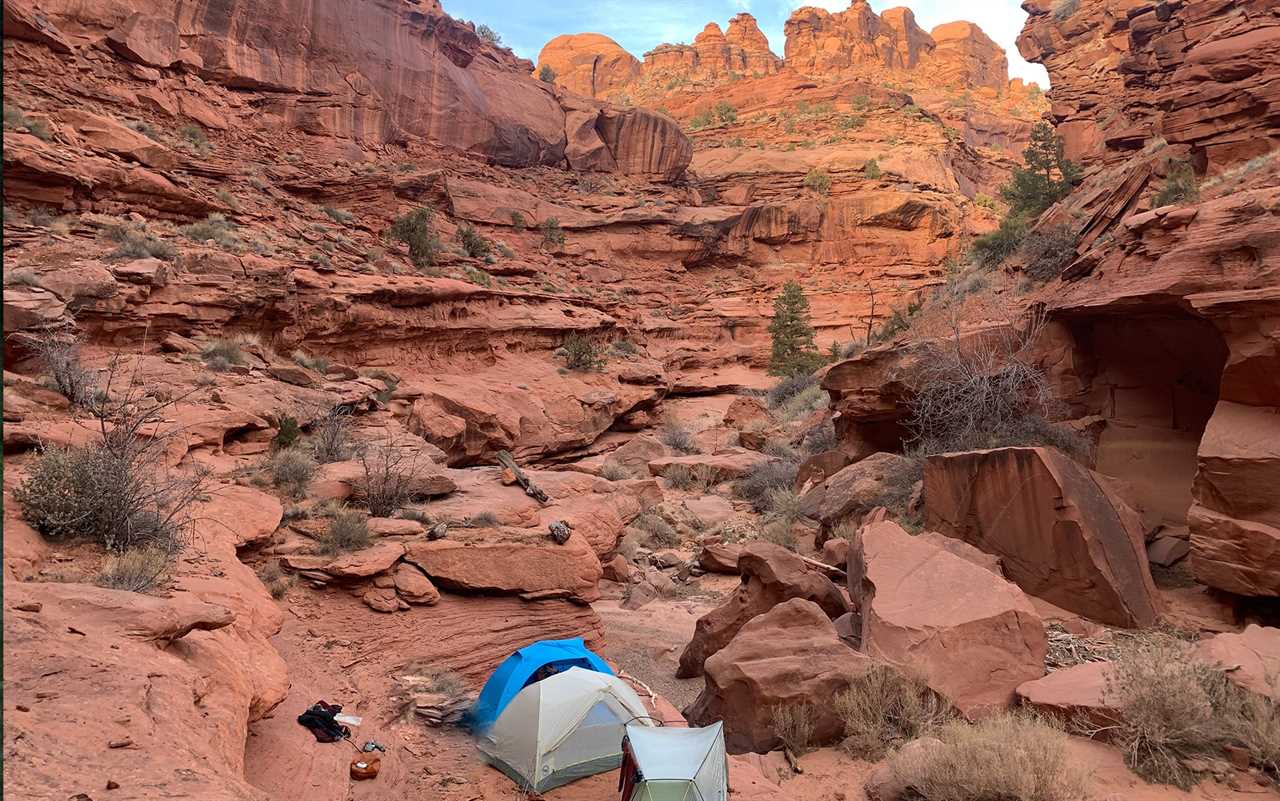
xmin=475 ymin=23 xmax=501 ymax=45
xmin=539 ymin=64 xmax=556 ymax=83
xmin=179 ymin=214 xmax=240 ymax=250
xmin=1153 ymin=159 xmax=1199 ymax=207
xmin=864 ymin=159 xmax=882 ymax=179
xmin=561 ymin=333 xmax=604 ymax=371
xmin=177 ymin=123 xmax=211 ymax=155
xmin=971 ymin=215 xmax=1029 ymax=267
xmin=803 ymin=168 xmax=832 ymax=195
xmin=269 ymin=448 xmax=316 ymax=498
xmin=540 ymin=217 xmax=565 ymax=248
xmin=1000 ymin=123 xmax=1080 ymax=219
xmin=714 ymin=100 xmax=737 ymax=124
xmin=456 ymin=223 xmax=491 ymax=258
xmin=390 ymin=207 xmax=441 ymax=269
xmin=510 ymin=210 xmax=526 ymax=230
xmin=462 ymin=265 xmax=493 ymax=286
xmin=107 ymin=223 xmax=178 ymax=261
xmin=688 ymin=108 xmax=715 ymax=130
xmin=838 ymin=115 xmax=865 ymax=130
xmin=316 ymin=508 xmax=370 ymax=554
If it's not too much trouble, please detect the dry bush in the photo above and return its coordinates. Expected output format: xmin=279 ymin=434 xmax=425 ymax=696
xmin=801 ymin=419 xmax=837 ymax=455
xmin=258 ymin=561 xmax=292 ymax=599
xmin=94 ymin=547 xmax=169 ymax=592
xmin=905 ymin=310 xmax=1088 ymax=461
xmin=886 ymin=713 xmax=1084 ymax=801
xmin=15 ymin=357 xmax=204 ymax=555
xmin=836 ymin=662 xmax=951 ymax=760
xmin=27 ymin=330 xmax=95 ymax=406
xmin=310 ymin=405 xmax=352 ymax=463
xmin=756 ymin=519 xmax=797 ymax=551
xmin=663 ymin=464 xmax=715 ymax=492
xmin=771 ymin=703 xmax=816 ymax=755
xmin=1102 ymin=631 xmax=1280 ymax=788
xmin=658 ymin=417 xmax=699 ymax=454
xmin=316 ymin=508 xmax=370 ymax=554
xmin=634 ymin=511 xmax=679 ymax=548
xmin=1021 ymin=224 xmax=1077 ymax=282
xmin=357 ymin=438 xmax=424 ymax=517
xmin=561 ymin=333 xmax=605 ymax=371
xmin=763 ymin=437 xmax=801 ymax=462
xmin=735 ymin=459 xmax=798 ymax=513
xmin=201 ymin=338 xmax=245 ymax=371
xmin=763 ymin=487 xmax=804 ymax=528
xmin=600 ymin=461 xmax=631 ymax=481
xmin=269 ymin=448 xmax=316 ymax=498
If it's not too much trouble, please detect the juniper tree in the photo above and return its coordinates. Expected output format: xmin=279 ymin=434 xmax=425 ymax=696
xmin=1000 ymin=122 xmax=1081 ymax=218
xmin=768 ymin=281 xmax=822 ymax=377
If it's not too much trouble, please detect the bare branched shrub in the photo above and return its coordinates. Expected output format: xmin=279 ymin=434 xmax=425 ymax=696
xmin=16 ymin=357 xmax=205 ymax=556
xmin=310 ymin=406 xmax=352 ymax=463
xmin=94 ymin=547 xmax=169 ymax=592
xmin=887 ymin=713 xmax=1084 ymax=801
xmin=356 ymin=438 xmax=424 ymax=517
xmin=316 ymin=508 xmax=370 ymax=554
xmin=269 ymin=448 xmax=316 ymax=498
xmin=735 ymin=459 xmax=798 ymax=512
xmin=1102 ymin=631 xmax=1280 ymax=788
xmin=771 ymin=703 xmax=816 ymax=755
xmin=905 ymin=311 xmax=1087 ymax=460
xmin=1021 ymin=224 xmax=1077 ymax=283
xmin=836 ymin=662 xmax=952 ymax=760
xmin=27 ymin=331 xmax=96 ymax=406
xmin=658 ymin=417 xmax=698 ymax=454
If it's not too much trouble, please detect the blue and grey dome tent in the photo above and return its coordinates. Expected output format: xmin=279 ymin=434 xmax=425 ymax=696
xmin=469 ymin=638 xmax=613 ymax=731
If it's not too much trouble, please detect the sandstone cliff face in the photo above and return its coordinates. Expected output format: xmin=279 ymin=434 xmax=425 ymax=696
xmin=1017 ymin=0 xmax=1280 ymax=168
xmin=20 ymin=0 xmax=689 ymax=176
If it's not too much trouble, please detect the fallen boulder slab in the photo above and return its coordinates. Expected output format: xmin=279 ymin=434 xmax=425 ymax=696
xmin=1015 ymin=661 xmax=1117 ymax=727
xmin=648 ymin=450 xmax=776 ymax=485
xmin=404 ymin=529 xmax=603 ymax=602
xmin=677 ymin=542 xmax=848 ymax=678
xmin=1196 ymin=624 xmax=1280 ymax=701
xmin=851 ymin=521 xmax=1047 ymax=717
xmin=698 ymin=542 xmax=743 ymax=574
xmin=924 ymin=447 xmax=1159 ymax=628
xmin=805 ymin=452 xmax=914 ymax=525
xmin=684 ymin=598 xmax=872 ymax=754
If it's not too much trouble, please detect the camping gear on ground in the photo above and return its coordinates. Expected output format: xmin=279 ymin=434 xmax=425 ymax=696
xmin=620 ymin=722 xmax=728 ymax=801
xmin=470 ymin=638 xmax=613 ymax=732
xmin=297 ymin=700 xmax=351 ymax=743
xmin=476 ymin=667 xmax=656 ymax=793
xmin=362 ymin=741 xmax=386 ymax=753
xmin=350 ymin=753 xmax=381 ymax=780
xmin=334 ymin=712 xmax=362 ymax=727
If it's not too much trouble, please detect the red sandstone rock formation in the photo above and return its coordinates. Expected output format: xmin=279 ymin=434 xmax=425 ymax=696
xmin=537 ymin=32 xmax=641 ymax=98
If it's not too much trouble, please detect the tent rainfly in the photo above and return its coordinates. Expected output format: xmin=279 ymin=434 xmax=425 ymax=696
xmin=477 ymin=667 xmax=655 ymax=793
xmin=470 ymin=638 xmax=613 ymax=732
xmin=620 ymin=722 xmax=728 ymax=801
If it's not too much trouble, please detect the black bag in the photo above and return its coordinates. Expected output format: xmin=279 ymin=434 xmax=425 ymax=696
xmin=297 ymin=700 xmax=351 ymax=743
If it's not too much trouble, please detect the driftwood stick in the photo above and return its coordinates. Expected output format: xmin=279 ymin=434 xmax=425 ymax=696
xmin=798 ymin=552 xmax=845 ymax=579
xmin=496 ymin=450 xmax=549 ymax=504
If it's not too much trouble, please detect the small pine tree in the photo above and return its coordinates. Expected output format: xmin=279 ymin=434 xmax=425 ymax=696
xmin=539 ymin=64 xmax=556 ymax=83
xmin=1000 ymin=122 xmax=1080 ymax=218
xmin=768 ymin=281 xmax=822 ymax=377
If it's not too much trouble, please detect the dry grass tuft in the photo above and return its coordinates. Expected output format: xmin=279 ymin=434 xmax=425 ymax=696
xmin=886 ymin=712 xmax=1085 ymax=801
xmin=316 ymin=508 xmax=370 ymax=555
xmin=771 ymin=703 xmax=817 ymax=755
xmin=94 ymin=548 xmax=169 ymax=592
xmin=835 ymin=661 xmax=952 ymax=760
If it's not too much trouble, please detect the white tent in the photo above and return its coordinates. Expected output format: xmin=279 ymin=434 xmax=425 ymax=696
xmin=477 ymin=667 xmax=655 ymax=793
xmin=622 ymin=722 xmax=728 ymax=801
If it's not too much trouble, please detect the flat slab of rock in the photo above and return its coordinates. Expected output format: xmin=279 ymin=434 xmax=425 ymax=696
xmin=683 ymin=495 xmax=736 ymax=528
xmin=698 ymin=542 xmax=743 ymax=574
xmin=393 ymin=563 xmax=440 ymax=605
xmin=684 ymin=598 xmax=872 ymax=754
xmin=404 ymin=529 xmax=602 ymax=602
xmin=924 ymin=446 xmax=1159 ymax=628
xmin=851 ymin=521 xmax=1047 ymax=717
xmin=677 ymin=542 xmax=848 ymax=678
xmin=1016 ymin=661 xmax=1117 ymax=726
xmin=1196 ymin=624 xmax=1280 ymax=701
xmin=648 ymin=451 xmax=776 ymax=484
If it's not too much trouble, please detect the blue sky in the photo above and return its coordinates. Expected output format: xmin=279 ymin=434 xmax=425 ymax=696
xmin=446 ymin=0 xmax=1049 ymax=86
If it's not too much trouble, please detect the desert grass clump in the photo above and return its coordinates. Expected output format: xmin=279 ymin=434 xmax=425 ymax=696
xmin=316 ymin=508 xmax=370 ymax=554
xmin=658 ymin=417 xmax=698 ymax=454
xmin=803 ymin=168 xmax=832 ymax=195
xmin=835 ymin=662 xmax=952 ymax=760
xmin=269 ymin=448 xmax=316 ymax=498
xmin=767 ymin=371 xmax=819 ymax=409
xmin=179 ymin=213 xmax=240 ymax=250
xmin=258 ymin=561 xmax=292 ymax=599
xmin=106 ymin=223 xmax=178 ymax=261
xmin=322 ymin=206 xmax=353 ymax=223
xmin=28 ymin=331 xmax=95 ymax=406
xmin=177 ymin=123 xmax=211 ymax=155
xmin=886 ymin=713 xmax=1084 ymax=801
xmin=1154 ymin=159 xmax=1199 ymax=207
xmin=735 ymin=459 xmax=799 ymax=513
xmin=201 ymin=338 xmax=245 ymax=371
xmin=771 ymin=704 xmax=816 ymax=756
xmin=1101 ymin=631 xmax=1280 ymax=788
xmin=600 ymin=461 xmax=631 ymax=481
xmin=4 ymin=268 xmax=41 ymax=287
xmin=94 ymin=547 xmax=170 ymax=593
xmin=292 ymin=349 xmax=330 ymax=374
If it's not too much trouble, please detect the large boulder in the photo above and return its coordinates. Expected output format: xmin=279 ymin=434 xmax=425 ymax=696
xmin=677 ymin=542 xmax=848 ymax=678
xmin=1015 ymin=661 xmax=1117 ymax=727
xmin=850 ymin=521 xmax=1047 ymax=717
xmin=801 ymin=451 xmax=913 ymax=527
xmin=403 ymin=529 xmax=603 ymax=602
xmin=924 ymin=447 xmax=1159 ymax=628
xmin=684 ymin=598 xmax=872 ymax=754
xmin=1196 ymin=625 xmax=1280 ymax=701
xmin=535 ymin=33 xmax=640 ymax=98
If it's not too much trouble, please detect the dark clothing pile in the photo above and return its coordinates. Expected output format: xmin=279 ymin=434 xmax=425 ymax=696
xmin=297 ymin=700 xmax=351 ymax=743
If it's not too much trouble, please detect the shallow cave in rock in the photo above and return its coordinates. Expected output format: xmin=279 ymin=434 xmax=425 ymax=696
xmin=1058 ymin=310 xmax=1229 ymax=532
